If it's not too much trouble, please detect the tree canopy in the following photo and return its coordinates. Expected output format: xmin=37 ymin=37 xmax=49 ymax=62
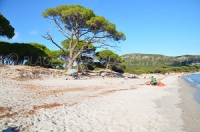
xmin=0 ymin=41 xmax=64 ymax=67
xmin=42 ymin=5 xmax=126 ymax=70
xmin=97 ymin=50 xmax=125 ymax=70
xmin=0 ymin=13 xmax=15 ymax=39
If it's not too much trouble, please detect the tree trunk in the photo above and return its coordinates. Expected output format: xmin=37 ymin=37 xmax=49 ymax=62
xmin=76 ymin=62 xmax=79 ymax=71
xmin=106 ymin=57 xmax=110 ymax=69
xmin=1 ymin=55 xmax=4 ymax=65
xmin=106 ymin=63 xmax=109 ymax=69
xmin=67 ymin=59 xmax=74 ymax=71
xmin=75 ymin=57 xmax=81 ymax=72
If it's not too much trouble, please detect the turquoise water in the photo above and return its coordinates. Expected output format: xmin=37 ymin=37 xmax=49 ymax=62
xmin=183 ymin=73 xmax=200 ymax=103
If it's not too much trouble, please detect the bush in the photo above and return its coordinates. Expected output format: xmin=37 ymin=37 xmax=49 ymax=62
xmin=93 ymin=62 xmax=104 ymax=68
xmin=112 ymin=66 xmax=124 ymax=73
xmin=93 ymin=67 xmax=102 ymax=71
xmin=87 ymin=64 xmax=94 ymax=70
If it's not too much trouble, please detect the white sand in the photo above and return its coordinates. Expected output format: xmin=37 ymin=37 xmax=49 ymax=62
xmin=0 ymin=67 xmax=185 ymax=131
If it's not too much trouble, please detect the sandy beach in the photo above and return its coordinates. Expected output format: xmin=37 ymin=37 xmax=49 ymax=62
xmin=178 ymin=78 xmax=200 ymax=132
xmin=0 ymin=66 xmax=199 ymax=131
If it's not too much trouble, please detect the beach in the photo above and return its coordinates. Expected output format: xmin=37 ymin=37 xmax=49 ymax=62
xmin=0 ymin=66 xmax=200 ymax=131
xmin=178 ymin=78 xmax=200 ymax=132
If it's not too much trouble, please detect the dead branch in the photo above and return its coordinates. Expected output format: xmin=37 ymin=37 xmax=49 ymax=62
xmin=41 ymin=32 xmax=68 ymax=56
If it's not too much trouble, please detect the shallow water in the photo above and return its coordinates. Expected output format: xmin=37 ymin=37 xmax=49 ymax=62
xmin=183 ymin=73 xmax=200 ymax=103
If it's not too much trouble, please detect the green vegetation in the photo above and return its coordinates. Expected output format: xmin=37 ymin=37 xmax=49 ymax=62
xmin=1 ymin=5 xmax=200 ymax=75
xmin=1 ymin=41 xmax=200 ymax=74
xmin=0 ymin=41 xmax=64 ymax=68
xmin=62 ymin=39 xmax=96 ymax=71
xmin=0 ymin=41 xmax=125 ymax=73
xmin=96 ymin=50 xmax=125 ymax=72
xmin=42 ymin=5 xmax=125 ymax=70
xmin=0 ymin=13 xmax=15 ymax=39
xmin=122 ymin=53 xmax=200 ymax=74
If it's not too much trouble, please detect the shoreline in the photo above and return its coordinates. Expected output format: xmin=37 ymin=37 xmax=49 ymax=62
xmin=178 ymin=77 xmax=200 ymax=132
xmin=1 ymin=65 xmax=199 ymax=131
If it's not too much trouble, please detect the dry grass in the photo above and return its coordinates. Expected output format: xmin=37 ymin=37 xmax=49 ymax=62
xmin=0 ymin=106 xmax=17 ymax=119
xmin=41 ymin=69 xmax=52 ymax=75
xmin=27 ymin=102 xmax=77 ymax=115
xmin=0 ymin=112 xmax=18 ymax=118
xmin=33 ymin=103 xmax=62 ymax=109
xmin=34 ymin=86 xmax=103 ymax=98
xmin=0 ymin=106 xmax=12 ymax=112
xmin=67 ymin=102 xmax=78 ymax=107
xmin=27 ymin=103 xmax=62 ymax=115
xmin=0 ymin=102 xmax=78 ymax=118
xmin=0 ymin=103 xmax=62 ymax=118
xmin=19 ymin=70 xmax=32 ymax=79
xmin=21 ymin=84 xmax=41 ymax=90
xmin=0 ymin=65 xmax=66 ymax=80
xmin=32 ymin=68 xmax=41 ymax=76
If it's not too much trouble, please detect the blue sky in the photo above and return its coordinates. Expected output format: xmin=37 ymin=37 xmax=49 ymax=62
xmin=0 ymin=0 xmax=200 ymax=56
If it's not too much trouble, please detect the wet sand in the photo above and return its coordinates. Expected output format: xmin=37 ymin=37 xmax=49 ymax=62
xmin=178 ymin=77 xmax=200 ymax=132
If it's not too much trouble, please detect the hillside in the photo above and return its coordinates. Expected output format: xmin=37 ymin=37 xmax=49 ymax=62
xmin=121 ymin=53 xmax=200 ymax=74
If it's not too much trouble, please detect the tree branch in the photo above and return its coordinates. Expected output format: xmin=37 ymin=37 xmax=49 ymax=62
xmin=51 ymin=17 xmax=71 ymax=39
xmin=41 ymin=32 xmax=68 ymax=56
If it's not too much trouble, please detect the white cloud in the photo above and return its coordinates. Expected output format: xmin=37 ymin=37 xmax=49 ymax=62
xmin=30 ymin=30 xmax=38 ymax=35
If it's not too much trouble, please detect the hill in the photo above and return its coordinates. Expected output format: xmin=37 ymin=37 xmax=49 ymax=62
xmin=121 ymin=53 xmax=200 ymax=74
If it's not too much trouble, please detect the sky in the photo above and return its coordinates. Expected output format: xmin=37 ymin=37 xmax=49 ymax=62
xmin=0 ymin=0 xmax=200 ymax=56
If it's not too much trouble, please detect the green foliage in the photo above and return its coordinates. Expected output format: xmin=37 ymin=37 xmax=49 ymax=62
xmin=93 ymin=62 xmax=103 ymax=68
xmin=0 ymin=41 xmax=49 ymax=65
xmin=0 ymin=13 xmax=15 ymax=39
xmin=42 ymin=5 xmax=95 ymax=19
xmin=93 ymin=67 xmax=102 ymax=71
xmin=86 ymin=16 xmax=125 ymax=41
xmin=0 ymin=41 xmax=65 ymax=68
xmin=62 ymin=39 xmax=95 ymax=54
xmin=42 ymin=4 xmax=125 ymax=41
xmin=47 ymin=50 xmax=66 ymax=68
xmin=122 ymin=53 xmax=200 ymax=74
xmin=97 ymin=50 xmax=120 ymax=60
xmin=42 ymin=5 xmax=126 ymax=70
xmin=86 ymin=64 xmax=94 ymax=70
xmin=96 ymin=50 xmax=124 ymax=72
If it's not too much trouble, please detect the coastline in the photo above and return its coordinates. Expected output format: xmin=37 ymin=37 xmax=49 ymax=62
xmin=1 ymin=65 xmax=199 ymax=131
xmin=178 ymin=77 xmax=200 ymax=132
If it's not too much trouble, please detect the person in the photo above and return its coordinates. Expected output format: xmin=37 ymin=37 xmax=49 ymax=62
xmin=150 ymin=76 xmax=157 ymax=85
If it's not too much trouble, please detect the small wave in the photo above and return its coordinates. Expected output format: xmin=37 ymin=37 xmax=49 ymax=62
xmin=184 ymin=73 xmax=200 ymax=85
xmin=183 ymin=76 xmax=195 ymax=84
xmin=195 ymin=83 xmax=200 ymax=89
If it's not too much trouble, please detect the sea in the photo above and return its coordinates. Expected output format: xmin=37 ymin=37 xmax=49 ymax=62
xmin=183 ymin=73 xmax=200 ymax=103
